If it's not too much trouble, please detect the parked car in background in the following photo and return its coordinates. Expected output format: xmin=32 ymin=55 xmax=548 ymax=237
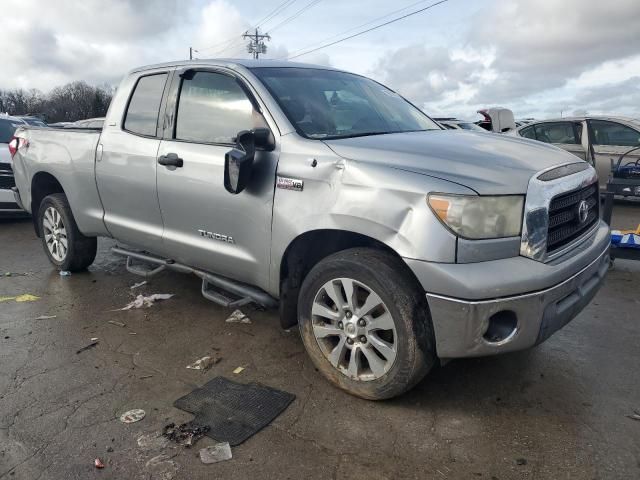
xmin=434 ymin=118 xmax=487 ymax=132
xmin=513 ymin=116 xmax=640 ymax=190
xmin=17 ymin=116 xmax=47 ymax=127
xmin=11 ymin=59 xmax=609 ymax=399
xmin=0 ymin=115 xmax=28 ymax=215
xmin=65 ymin=117 xmax=105 ymax=129
xmin=515 ymin=118 xmax=535 ymax=127
xmin=476 ymin=108 xmax=516 ymax=133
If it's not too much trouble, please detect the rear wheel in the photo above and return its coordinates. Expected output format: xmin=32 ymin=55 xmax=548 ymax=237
xmin=38 ymin=193 xmax=97 ymax=271
xmin=298 ymin=248 xmax=436 ymax=400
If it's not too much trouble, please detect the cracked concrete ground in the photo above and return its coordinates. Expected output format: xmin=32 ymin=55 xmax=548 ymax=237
xmin=1 ymin=202 xmax=640 ymax=480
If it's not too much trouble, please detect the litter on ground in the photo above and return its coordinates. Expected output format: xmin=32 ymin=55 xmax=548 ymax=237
xmin=162 ymin=422 xmax=210 ymax=447
xmin=94 ymin=458 xmax=105 ymax=469
xmin=186 ymin=355 xmax=220 ymax=371
xmin=76 ymin=339 xmax=99 ymax=354
xmin=233 ymin=366 xmax=245 ymax=374
xmin=59 ymin=270 xmax=71 ymax=276
xmin=130 ymin=281 xmax=147 ymax=290
xmin=0 ymin=294 xmax=40 ymax=303
xmin=200 ymin=443 xmax=232 ymax=464
xmin=119 ymin=408 xmax=146 ymax=424
xmin=627 ymin=410 xmax=640 ymax=421
xmin=225 ymin=309 xmax=251 ymax=324
xmin=35 ymin=315 xmax=57 ymax=320
xmin=117 ymin=293 xmax=174 ymax=310
xmin=108 ymin=320 xmax=126 ymax=327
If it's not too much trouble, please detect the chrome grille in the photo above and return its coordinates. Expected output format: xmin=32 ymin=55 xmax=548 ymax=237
xmin=546 ymin=183 xmax=599 ymax=253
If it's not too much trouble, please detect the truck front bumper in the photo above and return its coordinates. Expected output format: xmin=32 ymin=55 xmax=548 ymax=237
xmin=405 ymin=221 xmax=610 ymax=359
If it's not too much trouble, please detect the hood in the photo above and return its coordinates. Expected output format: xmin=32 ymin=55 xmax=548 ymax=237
xmin=323 ymin=130 xmax=582 ymax=194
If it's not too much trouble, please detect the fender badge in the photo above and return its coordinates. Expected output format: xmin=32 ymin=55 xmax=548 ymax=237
xmin=277 ymin=176 xmax=304 ymax=192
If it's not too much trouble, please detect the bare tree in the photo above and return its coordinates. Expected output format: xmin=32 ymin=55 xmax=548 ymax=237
xmin=0 ymin=81 xmax=114 ymax=122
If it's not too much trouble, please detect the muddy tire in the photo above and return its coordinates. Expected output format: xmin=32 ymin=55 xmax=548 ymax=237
xmin=298 ymin=248 xmax=436 ymax=400
xmin=38 ymin=193 xmax=97 ymax=272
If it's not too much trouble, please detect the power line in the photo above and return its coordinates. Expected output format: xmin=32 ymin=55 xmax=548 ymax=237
xmin=288 ymin=0 xmax=449 ymax=60
xmin=266 ymin=0 xmax=323 ymax=34
xmin=255 ymin=0 xmax=298 ymax=28
xmin=285 ymin=0 xmax=437 ymax=59
xmin=193 ymin=0 xmax=297 ymax=55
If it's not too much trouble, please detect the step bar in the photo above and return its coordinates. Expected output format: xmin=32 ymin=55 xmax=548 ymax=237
xmin=111 ymin=247 xmax=277 ymax=309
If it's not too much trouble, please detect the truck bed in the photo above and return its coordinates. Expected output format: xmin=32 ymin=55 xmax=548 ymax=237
xmin=12 ymin=126 xmax=109 ymax=236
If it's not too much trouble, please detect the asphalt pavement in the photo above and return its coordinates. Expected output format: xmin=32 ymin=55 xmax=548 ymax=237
xmin=1 ymin=203 xmax=639 ymax=479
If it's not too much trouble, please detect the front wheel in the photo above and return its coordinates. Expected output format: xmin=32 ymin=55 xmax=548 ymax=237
xmin=38 ymin=193 xmax=97 ymax=271
xmin=298 ymin=248 xmax=437 ymax=400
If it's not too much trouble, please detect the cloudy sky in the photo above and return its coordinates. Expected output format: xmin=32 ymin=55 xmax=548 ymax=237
xmin=2 ymin=0 xmax=639 ymax=120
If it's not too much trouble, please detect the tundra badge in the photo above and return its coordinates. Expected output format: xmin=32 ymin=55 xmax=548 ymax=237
xmin=277 ymin=176 xmax=304 ymax=192
xmin=198 ymin=230 xmax=235 ymax=244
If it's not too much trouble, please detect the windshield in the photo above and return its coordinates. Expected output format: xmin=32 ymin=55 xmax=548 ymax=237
xmin=0 ymin=118 xmax=23 ymax=143
xmin=251 ymin=67 xmax=440 ymax=140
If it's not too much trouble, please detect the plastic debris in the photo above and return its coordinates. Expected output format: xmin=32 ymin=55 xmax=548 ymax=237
xmin=76 ymin=339 xmax=99 ymax=354
xmin=119 ymin=408 xmax=146 ymax=424
xmin=140 ymin=375 xmax=154 ymax=379
xmin=162 ymin=422 xmax=210 ymax=447
xmin=199 ymin=442 xmax=232 ymax=464
xmin=186 ymin=355 xmax=220 ymax=372
xmin=130 ymin=281 xmax=147 ymax=290
xmin=59 ymin=270 xmax=72 ymax=277
xmin=233 ymin=366 xmax=245 ymax=374
xmin=118 ymin=294 xmax=174 ymax=310
xmin=94 ymin=458 xmax=105 ymax=469
xmin=3 ymin=272 xmax=31 ymax=277
xmin=137 ymin=432 xmax=170 ymax=450
xmin=225 ymin=309 xmax=251 ymax=324
xmin=35 ymin=315 xmax=57 ymax=320
xmin=108 ymin=320 xmax=126 ymax=327
xmin=0 ymin=294 xmax=40 ymax=303
xmin=145 ymin=454 xmax=178 ymax=480
xmin=627 ymin=410 xmax=640 ymax=422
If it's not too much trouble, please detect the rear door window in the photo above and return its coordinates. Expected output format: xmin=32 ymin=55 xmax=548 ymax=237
xmin=589 ymin=120 xmax=640 ymax=147
xmin=124 ymin=73 xmax=168 ymax=137
xmin=174 ymin=71 xmax=260 ymax=144
xmin=534 ymin=122 xmax=578 ymax=144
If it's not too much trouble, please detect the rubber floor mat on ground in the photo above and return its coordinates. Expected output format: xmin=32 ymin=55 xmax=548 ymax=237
xmin=173 ymin=376 xmax=296 ymax=446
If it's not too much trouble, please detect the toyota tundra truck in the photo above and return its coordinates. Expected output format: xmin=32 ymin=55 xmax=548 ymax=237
xmin=10 ymin=60 xmax=610 ymax=399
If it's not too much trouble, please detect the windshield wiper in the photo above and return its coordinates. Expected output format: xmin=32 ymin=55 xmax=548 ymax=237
xmin=322 ymin=129 xmax=434 ymax=140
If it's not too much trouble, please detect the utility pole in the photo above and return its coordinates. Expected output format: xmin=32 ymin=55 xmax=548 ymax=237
xmin=242 ymin=29 xmax=270 ymax=59
xmin=189 ymin=47 xmax=193 ymax=60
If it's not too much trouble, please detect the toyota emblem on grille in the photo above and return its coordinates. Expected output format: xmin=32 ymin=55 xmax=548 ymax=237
xmin=577 ymin=199 xmax=589 ymax=224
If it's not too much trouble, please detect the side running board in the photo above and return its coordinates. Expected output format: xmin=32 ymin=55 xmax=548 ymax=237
xmin=111 ymin=246 xmax=277 ymax=309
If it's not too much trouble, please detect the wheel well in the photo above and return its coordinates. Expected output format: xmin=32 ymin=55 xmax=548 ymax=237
xmin=31 ymin=172 xmax=64 ymax=237
xmin=278 ymin=230 xmax=404 ymax=328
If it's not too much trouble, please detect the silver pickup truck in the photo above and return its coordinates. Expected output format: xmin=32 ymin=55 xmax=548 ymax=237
xmin=11 ymin=60 xmax=610 ymax=399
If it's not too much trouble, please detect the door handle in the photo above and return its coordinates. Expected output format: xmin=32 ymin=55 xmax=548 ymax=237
xmin=158 ymin=153 xmax=183 ymax=167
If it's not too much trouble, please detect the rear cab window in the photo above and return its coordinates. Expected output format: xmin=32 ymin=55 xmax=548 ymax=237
xmin=124 ymin=73 xmax=168 ymax=137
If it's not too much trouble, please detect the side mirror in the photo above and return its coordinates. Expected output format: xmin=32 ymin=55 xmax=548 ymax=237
xmin=224 ymin=130 xmax=255 ymax=194
xmin=253 ymin=127 xmax=275 ymax=151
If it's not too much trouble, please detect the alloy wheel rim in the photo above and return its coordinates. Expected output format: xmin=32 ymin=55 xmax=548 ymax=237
xmin=311 ymin=277 xmax=397 ymax=381
xmin=43 ymin=207 xmax=68 ymax=262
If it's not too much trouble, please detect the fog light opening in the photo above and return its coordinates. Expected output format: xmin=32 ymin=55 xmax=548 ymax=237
xmin=483 ymin=310 xmax=518 ymax=343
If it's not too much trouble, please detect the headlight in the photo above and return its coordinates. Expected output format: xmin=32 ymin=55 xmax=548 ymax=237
xmin=428 ymin=194 xmax=524 ymax=239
